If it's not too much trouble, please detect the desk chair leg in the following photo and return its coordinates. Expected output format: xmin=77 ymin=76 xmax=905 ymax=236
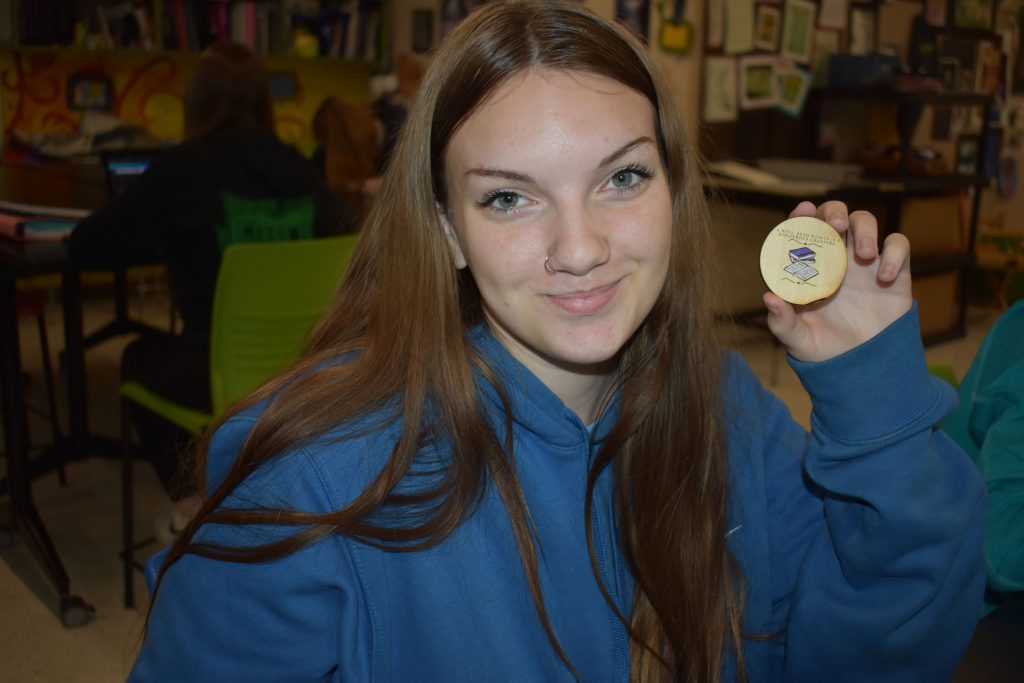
xmin=34 ymin=314 xmax=65 ymax=485
xmin=121 ymin=398 xmax=135 ymax=609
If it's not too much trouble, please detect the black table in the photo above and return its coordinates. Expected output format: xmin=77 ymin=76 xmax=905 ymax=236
xmin=0 ymin=164 xmax=108 ymax=626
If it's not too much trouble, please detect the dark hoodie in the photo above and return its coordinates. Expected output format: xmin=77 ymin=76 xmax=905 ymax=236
xmin=71 ymin=127 xmax=347 ymax=346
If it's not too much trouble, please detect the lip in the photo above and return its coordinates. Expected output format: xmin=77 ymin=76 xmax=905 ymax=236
xmin=546 ymin=279 xmax=620 ymax=315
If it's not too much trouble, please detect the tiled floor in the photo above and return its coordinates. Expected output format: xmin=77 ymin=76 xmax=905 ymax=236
xmin=0 ymin=289 xmax=999 ymax=681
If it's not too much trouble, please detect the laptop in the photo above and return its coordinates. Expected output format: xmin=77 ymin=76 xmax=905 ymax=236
xmin=101 ymin=148 xmax=163 ymax=199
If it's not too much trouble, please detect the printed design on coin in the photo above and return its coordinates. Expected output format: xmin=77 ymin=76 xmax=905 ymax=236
xmin=759 ymin=216 xmax=847 ymax=305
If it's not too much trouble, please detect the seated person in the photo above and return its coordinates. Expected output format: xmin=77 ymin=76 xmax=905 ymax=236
xmin=313 ymin=97 xmax=382 ymax=225
xmin=943 ymin=300 xmax=1024 ymax=609
xmin=70 ymin=41 xmax=347 ymax=538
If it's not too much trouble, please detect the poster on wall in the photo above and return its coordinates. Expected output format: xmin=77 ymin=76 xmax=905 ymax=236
xmin=739 ymin=55 xmax=780 ymax=109
xmin=777 ymin=65 xmax=812 ymax=117
xmin=617 ymin=0 xmax=651 ymax=42
xmin=780 ymin=0 xmax=817 ymax=64
xmin=724 ymin=0 xmax=755 ymax=54
xmin=704 ymin=57 xmax=739 ymax=122
xmin=754 ymin=6 xmax=782 ymax=52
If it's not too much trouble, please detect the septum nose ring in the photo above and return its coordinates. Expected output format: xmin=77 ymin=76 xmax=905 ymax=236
xmin=544 ymin=256 xmax=556 ymax=274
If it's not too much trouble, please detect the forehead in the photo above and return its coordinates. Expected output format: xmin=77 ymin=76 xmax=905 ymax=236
xmin=446 ymin=69 xmax=656 ymax=168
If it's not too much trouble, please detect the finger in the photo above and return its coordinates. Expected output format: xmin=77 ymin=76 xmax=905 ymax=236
xmin=763 ymin=292 xmax=799 ymax=342
xmin=817 ymin=200 xmax=850 ymax=234
xmin=847 ymin=210 xmax=880 ymax=261
xmin=788 ymin=200 xmax=818 ymax=218
xmin=877 ymin=232 xmax=911 ymax=282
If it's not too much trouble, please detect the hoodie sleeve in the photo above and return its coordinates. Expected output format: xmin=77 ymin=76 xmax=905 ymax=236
xmin=68 ymin=149 xmax=191 ymax=269
xmin=128 ymin=414 xmax=375 ymax=682
xmin=733 ymin=304 xmax=987 ymax=681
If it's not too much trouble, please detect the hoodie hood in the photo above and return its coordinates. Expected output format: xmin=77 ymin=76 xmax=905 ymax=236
xmin=204 ymin=126 xmax=318 ymax=196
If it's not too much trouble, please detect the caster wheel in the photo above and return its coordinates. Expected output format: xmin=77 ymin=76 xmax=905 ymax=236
xmin=0 ymin=525 xmax=13 ymax=550
xmin=60 ymin=595 xmax=94 ymax=628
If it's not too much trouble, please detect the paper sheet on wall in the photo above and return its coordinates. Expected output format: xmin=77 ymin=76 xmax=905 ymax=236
xmin=725 ymin=0 xmax=755 ymax=54
xmin=704 ymin=57 xmax=738 ymax=122
xmin=817 ymin=0 xmax=848 ymax=30
xmin=707 ymin=0 xmax=724 ymax=49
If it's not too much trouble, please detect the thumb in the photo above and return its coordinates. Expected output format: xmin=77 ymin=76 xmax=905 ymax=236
xmin=763 ymin=292 xmax=799 ymax=345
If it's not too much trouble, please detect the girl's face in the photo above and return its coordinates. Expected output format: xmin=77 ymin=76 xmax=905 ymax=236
xmin=444 ymin=69 xmax=672 ymax=391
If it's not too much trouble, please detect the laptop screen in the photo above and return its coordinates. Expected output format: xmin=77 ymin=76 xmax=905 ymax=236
xmin=102 ymin=149 xmax=162 ymax=199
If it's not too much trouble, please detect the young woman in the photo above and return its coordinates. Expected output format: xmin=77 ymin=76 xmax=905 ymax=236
xmin=130 ymin=3 xmax=985 ymax=681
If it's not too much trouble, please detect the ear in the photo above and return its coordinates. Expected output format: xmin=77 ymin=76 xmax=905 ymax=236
xmin=438 ymin=206 xmax=467 ymax=269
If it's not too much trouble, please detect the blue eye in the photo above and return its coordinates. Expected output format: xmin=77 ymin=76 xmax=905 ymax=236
xmin=480 ymin=190 xmax=525 ymax=214
xmin=607 ymin=164 xmax=654 ymax=192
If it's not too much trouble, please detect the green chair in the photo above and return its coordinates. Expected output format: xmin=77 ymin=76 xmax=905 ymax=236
xmin=119 ymin=235 xmax=359 ymax=607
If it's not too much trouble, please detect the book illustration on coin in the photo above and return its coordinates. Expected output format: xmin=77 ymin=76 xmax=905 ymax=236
xmin=781 ymin=244 xmax=821 ymax=284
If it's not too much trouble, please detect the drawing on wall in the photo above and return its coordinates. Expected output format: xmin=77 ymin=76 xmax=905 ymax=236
xmin=739 ymin=55 xmax=780 ymax=109
xmin=704 ymin=56 xmax=738 ymax=122
xmin=754 ymin=6 xmax=781 ymax=52
xmin=780 ymin=0 xmax=817 ymax=64
xmin=777 ymin=66 xmax=812 ymax=117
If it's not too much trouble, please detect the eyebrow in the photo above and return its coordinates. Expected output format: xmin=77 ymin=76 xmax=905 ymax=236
xmin=463 ymin=136 xmax=656 ymax=184
xmin=598 ymin=136 xmax=655 ymax=168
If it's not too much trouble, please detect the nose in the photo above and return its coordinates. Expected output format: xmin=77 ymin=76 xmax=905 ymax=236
xmin=546 ymin=203 xmax=610 ymax=276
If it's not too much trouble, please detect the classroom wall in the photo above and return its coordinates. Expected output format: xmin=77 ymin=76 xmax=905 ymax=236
xmin=0 ymin=47 xmax=372 ymax=161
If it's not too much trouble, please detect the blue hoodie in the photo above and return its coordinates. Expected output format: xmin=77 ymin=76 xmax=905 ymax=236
xmin=130 ymin=306 xmax=985 ymax=681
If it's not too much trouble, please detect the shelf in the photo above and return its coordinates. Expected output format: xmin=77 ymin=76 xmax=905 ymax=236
xmin=814 ymin=87 xmax=995 ymax=107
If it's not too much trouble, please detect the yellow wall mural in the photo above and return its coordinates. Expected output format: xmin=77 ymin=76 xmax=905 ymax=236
xmin=0 ymin=47 xmax=372 ymax=163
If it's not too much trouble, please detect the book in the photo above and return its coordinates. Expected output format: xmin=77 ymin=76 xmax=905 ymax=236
xmin=0 ymin=214 xmax=76 ymax=242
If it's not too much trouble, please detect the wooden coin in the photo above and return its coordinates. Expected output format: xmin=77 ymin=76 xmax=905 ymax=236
xmin=759 ymin=216 xmax=847 ymax=305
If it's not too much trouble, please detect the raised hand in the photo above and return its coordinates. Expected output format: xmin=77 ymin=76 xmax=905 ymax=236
xmin=763 ymin=200 xmax=912 ymax=363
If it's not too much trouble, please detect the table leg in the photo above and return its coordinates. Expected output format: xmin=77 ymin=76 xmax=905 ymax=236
xmin=62 ymin=268 xmax=88 ymax=458
xmin=0 ymin=276 xmax=92 ymax=627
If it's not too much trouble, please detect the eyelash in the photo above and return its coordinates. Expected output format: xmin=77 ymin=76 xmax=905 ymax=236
xmin=477 ymin=163 xmax=656 ymax=216
xmin=608 ymin=163 xmax=655 ymax=193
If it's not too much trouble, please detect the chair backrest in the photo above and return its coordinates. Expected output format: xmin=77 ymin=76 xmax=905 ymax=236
xmin=209 ymin=235 xmax=359 ymax=415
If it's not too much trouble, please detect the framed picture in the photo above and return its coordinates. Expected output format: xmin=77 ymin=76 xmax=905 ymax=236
xmin=777 ymin=67 xmax=812 ymax=117
xmin=938 ymin=58 xmax=961 ymax=90
xmin=955 ymin=134 xmax=980 ymax=175
xmin=952 ymin=0 xmax=994 ymax=31
xmin=739 ymin=55 xmax=780 ymax=109
xmin=703 ymin=56 xmax=738 ymax=122
xmin=412 ymin=10 xmax=434 ymax=53
xmin=66 ymin=70 xmax=114 ymax=111
xmin=780 ymin=0 xmax=817 ymax=64
xmin=754 ymin=6 xmax=782 ymax=51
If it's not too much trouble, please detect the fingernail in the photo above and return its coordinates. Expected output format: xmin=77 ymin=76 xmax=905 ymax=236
xmin=879 ymin=262 xmax=897 ymax=280
xmin=858 ymin=237 xmax=874 ymax=254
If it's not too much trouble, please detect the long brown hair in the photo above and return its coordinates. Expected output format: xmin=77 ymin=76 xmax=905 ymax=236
xmin=157 ymin=2 xmax=743 ymax=679
xmin=183 ymin=42 xmax=275 ymax=140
